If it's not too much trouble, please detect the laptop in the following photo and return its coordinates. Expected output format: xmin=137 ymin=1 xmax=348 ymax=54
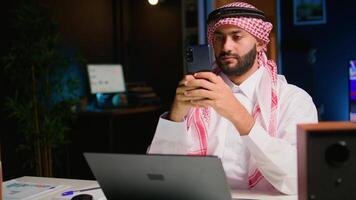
xmin=84 ymin=153 xmax=233 ymax=200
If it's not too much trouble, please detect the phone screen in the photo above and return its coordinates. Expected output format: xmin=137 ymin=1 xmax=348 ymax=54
xmin=185 ymin=44 xmax=215 ymax=74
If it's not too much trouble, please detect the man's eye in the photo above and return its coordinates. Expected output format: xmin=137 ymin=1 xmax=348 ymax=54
xmin=214 ymin=35 xmax=223 ymax=41
xmin=233 ymin=35 xmax=241 ymax=40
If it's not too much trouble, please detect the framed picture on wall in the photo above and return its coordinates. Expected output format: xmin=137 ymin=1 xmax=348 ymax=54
xmin=293 ymin=0 xmax=326 ymax=25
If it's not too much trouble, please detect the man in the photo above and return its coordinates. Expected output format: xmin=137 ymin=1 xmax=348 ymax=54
xmin=148 ymin=1 xmax=318 ymax=195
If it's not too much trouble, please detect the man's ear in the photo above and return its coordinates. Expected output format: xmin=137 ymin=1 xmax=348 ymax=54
xmin=256 ymin=40 xmax=264 ymax=52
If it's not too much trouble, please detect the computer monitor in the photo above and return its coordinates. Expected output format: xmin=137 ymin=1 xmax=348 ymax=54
xmin=87 ymin=64 xmax=126 ymax=94
xmin=349 ymin=60 xmax=356 ymax=121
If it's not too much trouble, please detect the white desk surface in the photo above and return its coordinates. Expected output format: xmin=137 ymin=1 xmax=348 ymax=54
xmin=7 ymin=176 xmax=297 ymax=200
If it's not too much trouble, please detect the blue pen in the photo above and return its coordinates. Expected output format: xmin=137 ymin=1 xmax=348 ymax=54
xmin=62 ymin=187 xmax=101 ymax=196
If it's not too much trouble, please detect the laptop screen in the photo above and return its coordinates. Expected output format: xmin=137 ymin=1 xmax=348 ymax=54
xmin=84 ymin=153 xmax=233 ymax=200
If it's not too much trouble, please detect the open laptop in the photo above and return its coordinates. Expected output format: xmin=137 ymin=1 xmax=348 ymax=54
xmin=84 ymin=153 xmax=233 ymax=200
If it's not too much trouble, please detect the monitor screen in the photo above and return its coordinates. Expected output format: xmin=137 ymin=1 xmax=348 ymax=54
xmin=349 ymin=60 xmax=356 ymax=121
xmin=87 ymin=64 xmax=126 ymax=94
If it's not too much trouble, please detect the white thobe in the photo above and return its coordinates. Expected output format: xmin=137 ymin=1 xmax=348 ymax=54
xmin=148 ymin=67 xmax=318 ymax=195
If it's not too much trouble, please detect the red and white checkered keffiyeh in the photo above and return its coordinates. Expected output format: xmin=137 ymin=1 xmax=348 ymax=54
xmin=186 ymin=1 xmax=279 ymax=190
xmin=207 ymin=2 xmax=273 ymax=51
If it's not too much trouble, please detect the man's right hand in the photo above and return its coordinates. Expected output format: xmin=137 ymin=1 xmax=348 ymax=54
xmin=169 ymin=75 xmax=205 ymax=122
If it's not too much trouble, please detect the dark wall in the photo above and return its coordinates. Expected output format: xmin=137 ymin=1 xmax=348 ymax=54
xmin=124 ymin=0 xmax=183 ymax=104
xmin=48 ymin=0 xmax=115 ymax=63
xmin=280 ymin=0 xmax=356 ymax=121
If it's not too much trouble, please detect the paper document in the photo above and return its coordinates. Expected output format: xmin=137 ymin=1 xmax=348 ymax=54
xmin=3 ymin=180 xmax=65 ymax=200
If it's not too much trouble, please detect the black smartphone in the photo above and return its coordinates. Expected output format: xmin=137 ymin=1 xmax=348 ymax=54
xmin=185 ymin=44 xmax=215 ymax=74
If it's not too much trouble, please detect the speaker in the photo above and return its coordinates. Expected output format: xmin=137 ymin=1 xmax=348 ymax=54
xmin=297 ymin=122 xmax=356 ymax=200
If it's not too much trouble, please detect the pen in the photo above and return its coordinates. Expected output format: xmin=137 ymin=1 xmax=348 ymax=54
xmin=62 ymin=187 xmax=101 ymax=196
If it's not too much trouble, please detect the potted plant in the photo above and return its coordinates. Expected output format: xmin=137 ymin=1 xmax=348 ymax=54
xmin=1 ymin=2 xmax=84 ymax=177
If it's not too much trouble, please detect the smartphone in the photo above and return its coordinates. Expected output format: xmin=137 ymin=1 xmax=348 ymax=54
xmin=185 ymin=44 xmax=215 ymax=74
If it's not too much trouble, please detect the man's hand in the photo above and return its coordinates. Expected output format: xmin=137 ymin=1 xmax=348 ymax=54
xmin=183 ymin=72 xmax=255 ymax=135
xmin=169 ymin=75 xmax=206 ymax=122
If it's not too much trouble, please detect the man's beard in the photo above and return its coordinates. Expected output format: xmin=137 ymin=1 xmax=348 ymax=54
xmin=216 ymin=45 xmax=257 ymax=76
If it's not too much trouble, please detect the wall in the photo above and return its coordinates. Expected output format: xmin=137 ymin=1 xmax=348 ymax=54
xmin=122 ymin=0 xmax=183 ymax=104
xmin=280 ymin=0 xmax=356 ymax=121
xmin=40 ymin=0 xmax=115 ymax=63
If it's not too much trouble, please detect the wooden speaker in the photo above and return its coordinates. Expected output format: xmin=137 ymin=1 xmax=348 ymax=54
xmin=297 ymin=122 xmax=356 ymax=200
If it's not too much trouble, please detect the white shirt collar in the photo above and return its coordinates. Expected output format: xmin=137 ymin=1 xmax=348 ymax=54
xmin=220 ymin=67 xmax=264 ymax=101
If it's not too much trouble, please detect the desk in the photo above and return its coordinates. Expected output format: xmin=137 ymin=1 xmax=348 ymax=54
xmin=81 ymin=105 xmax=161 ymax=115
xmin=5 ymin=176 xmax=297 ymax=200
xmin=231 ymin=190 xmax=297 ymax=200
